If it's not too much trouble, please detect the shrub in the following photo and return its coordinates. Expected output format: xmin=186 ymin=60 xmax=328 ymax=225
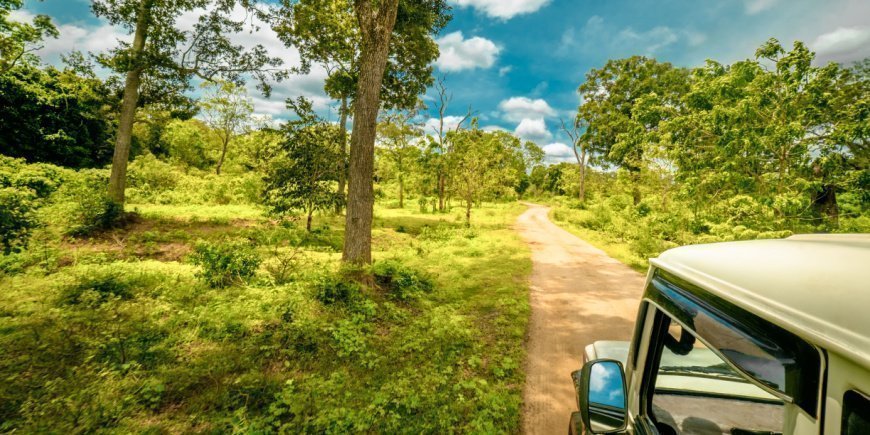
xmin=372 ymin=260 xmax=433 ymax=301
xmin=190 ymin=239 xmax=261 ymax=288
xmin=314 ymin=274 xmax=361 ymax=305
xmin=48 ymin=169 xmax=124 ymax=236
xmin=0 ymin=187 xmax=38 ymax=254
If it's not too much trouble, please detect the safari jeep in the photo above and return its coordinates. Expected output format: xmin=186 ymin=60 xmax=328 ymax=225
xmin=569 ymin=234 xmax=870 ymax=435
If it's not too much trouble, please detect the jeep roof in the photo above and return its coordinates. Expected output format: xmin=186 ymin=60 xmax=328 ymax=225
xmin=650 ymin=234 xmax=870 ymax=368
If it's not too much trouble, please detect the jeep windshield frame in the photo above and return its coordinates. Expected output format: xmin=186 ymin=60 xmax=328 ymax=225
xmin=645 ymin=269 xmax=822 ymax=416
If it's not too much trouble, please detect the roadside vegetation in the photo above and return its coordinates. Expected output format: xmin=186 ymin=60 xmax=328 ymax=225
xmin=0 ymin=0 xmax=867 ymax=431
xmin=531 ymin=41 xmax=869 ymax=270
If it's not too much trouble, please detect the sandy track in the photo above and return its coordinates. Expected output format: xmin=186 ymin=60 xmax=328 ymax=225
xmin=517 ymin=203 xmax=646 ymax=434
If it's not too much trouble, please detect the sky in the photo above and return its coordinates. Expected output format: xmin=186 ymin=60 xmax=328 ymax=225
xmin=14 ymin=0 xmax=870 ymax=163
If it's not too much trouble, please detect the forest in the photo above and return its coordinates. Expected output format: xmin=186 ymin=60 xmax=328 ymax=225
xmin=0 ymin=0 xmax=868 ymax=433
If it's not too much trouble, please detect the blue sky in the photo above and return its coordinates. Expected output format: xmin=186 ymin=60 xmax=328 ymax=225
xmin=15 ymin=0 xmax=870 ymax=162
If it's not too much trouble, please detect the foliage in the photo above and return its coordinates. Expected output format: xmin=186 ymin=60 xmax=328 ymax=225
xmin=372 ymin=259 xmax=433 ymax=301
xmin=0 ymin=0 xmax=57 ymax=72
xmin=199 ymin=81 xmax=254 ymax=175
xmin=190 ymin=238 xmax=261 ymax=288
xmin=0 ymin=64 xmax=118 ymax=167
xmin=0 ymin=187 xmax=36 ymax=254
xmin=48 ymin=169 xmax=124 ymax=236
xmin=262 ymin=98 xmax=343 ymax=230
xmin=448 ymin=122 xmax=528 ymax=224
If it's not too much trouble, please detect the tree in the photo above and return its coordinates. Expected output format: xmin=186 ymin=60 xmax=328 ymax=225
xmin=448 ymin=124 xmax=524 ymax=225
xmin=263 ymin=98 xmax=343 ymax=231
xmin=560 ymin=117 xmax=591 ymax=201
xmin=428 ymin=75 xmax=471 ymax=211
xmin=272 ymin=0 xmax=447 ymax=215
xmin=336 ymin=0 xmax=449 ymax=266
xmin=0 ymin=0 xmax=57 ymax=73
xmin=199 ymin=81 xmax=253 ymax=175
xmin=0 ymin=64 xmax=117 ymax=168
xmin=377 ymin=111 xmax=422 ymax=208
xmin=578 ymin=56 xmax=689 ymax=205
xmin=92 ymin=0 xmax=283 ymax=204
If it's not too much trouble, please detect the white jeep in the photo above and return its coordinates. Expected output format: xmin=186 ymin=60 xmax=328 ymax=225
xmin=570 ymin=235 xmax=870 ymax=435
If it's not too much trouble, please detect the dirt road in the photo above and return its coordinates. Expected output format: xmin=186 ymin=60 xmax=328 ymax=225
xmin=517 ymin=203 xmax=646 ymax=434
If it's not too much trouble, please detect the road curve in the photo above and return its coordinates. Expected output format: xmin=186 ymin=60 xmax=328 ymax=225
xmin=517 ymin=203 xmax=646 ymax=435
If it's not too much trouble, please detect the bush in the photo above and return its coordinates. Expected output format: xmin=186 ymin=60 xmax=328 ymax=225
xmin=0 ymin=187 xmax=37 ymax=254
xmin=314 ymin=274 xmax=362 ymax=305
xmin=47 ymin=169 xmax=124 ymax=236
xmin=372 ymin=260 xmax=433 ymax=301
xmin=190 ymin=239 xmax=261 ymax=288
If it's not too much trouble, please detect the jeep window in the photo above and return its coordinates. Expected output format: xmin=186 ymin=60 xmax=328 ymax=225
xmin=650 ymin=315 xmax=784 ymax=434
xmin=843 ymin=390 xmax=870 ymax=435
xmin=646 ymin=270 xmax=821 ymax=416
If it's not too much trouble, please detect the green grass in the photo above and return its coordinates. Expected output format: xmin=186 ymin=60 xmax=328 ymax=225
xmin=0 ymin=200 xmax=532 ymax=433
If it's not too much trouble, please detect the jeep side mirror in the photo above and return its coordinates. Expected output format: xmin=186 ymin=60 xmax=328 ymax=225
xmin=573 ymin=359 xmax=627 ymax=434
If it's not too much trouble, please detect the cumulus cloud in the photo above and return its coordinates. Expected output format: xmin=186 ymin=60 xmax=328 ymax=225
xmin=616 ymin=26 xmax=679 ymax=54
xmin=812 ymin=27 xmax=870 ymax=64
xmin=435 ymin=31 xmax=500 ymax=72
xmin=498 ymin=97 xmax=557 ymax=122
xmin=542 ymin=142 xmax=576 ymax=163
xmin=450 ymin=0 xmax=551 ymax=20
xmin=514 ymin=118 xmax=552 ymax=143
xmin=498 ymin=66 xmax=512 ymax=77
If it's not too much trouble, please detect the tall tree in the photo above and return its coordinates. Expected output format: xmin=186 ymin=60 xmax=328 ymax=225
xmin=578 ymin=56 xmax=689 ymax=205
xmin=263 ymin=98 xmax=342 ymax=231
xmin=378 ymin=110 xmax=422 ymax=208
xmin=92 ymin=0 xmax=283 ymax=204
xmin=448 ymin=124 xmax=525 ymax=225
xmin=272 ymin=0 xmax=448 ymax=214
xmin=560 ymin=116 xmax=592 ymax=202
xmin=0 ymin=0 xmax=57 ymax=72
xmin=428 ymin=75 xmax=471 ymax=211
xmin=199 ymin=81 xmax=253 ymax=175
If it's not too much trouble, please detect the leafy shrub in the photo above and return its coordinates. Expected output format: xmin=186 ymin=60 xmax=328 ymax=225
xmin=314 ymin=274 xmax=361 ymax=305
xmin=190 ymin=239 xmax=261 ymax=288
xmin=47 ymin=169 xmax=124 ymax=236
xmin=0 ymin=187 xmax=37 ymax=254
xmin=372 ymin=260 xmax=433 ymax=301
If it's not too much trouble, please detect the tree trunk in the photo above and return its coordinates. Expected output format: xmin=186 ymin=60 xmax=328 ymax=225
xmin=215 ymin=134 xmax=229 ymax=175
xmin=398 ymin=175 xmax=404 ymax=208
xmin=307 ymin=210 xmax=313 ymax=232
xmin=342 ymin=0 xmax=399 ymax=266
xmin=107 ymin=0 xmax=151 ymax=204
xmin=438 ymin=174 xmax=445 ymax=211
xmin=579 ymin=162 xmax=586 ymax=202
xmin=465 ymin=199 xmax=472 ymax=226
xmin=335 ymin=95 xmax=349 ymax=214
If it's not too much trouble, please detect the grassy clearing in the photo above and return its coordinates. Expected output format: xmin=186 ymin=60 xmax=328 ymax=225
xmin=0 ymin=200 xmax=531 ymax=433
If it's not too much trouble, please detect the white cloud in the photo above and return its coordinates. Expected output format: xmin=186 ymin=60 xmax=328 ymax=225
xmin=514 ymin=118 xmax=552 ymax=143
xmin=542 ymin=142 xmax=575 ymax=163
xmin=744 ymin=0 xmax=778 ymax=15
xmin=498 ymin=66 xmax=512 ymax=77
xmin=450 ymin=0 xmax=550 ymax=19
xmin=589 ymin=361 xmax=615 ymax=393
xmin=424 ymin=115 xmax=470 ymax=136
xmin=812 ymin=27 xmax=870 ymax=63
xmin=435 ymin=31 xmax=500 ymax=72
xmin=498 ymin=97 xmax=556 ymax=123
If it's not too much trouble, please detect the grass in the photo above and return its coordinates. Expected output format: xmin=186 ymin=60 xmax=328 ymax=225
xmin=0 ymin=199 xmax=532 ymax=433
